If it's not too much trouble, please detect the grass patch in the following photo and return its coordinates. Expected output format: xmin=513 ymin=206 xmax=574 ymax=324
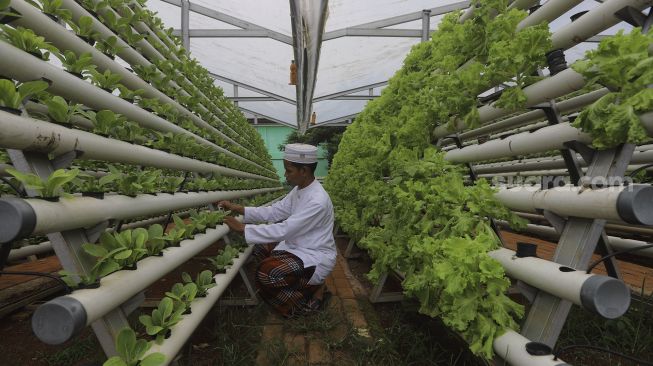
xmin=41 ymin=336 xmax=102 ymax=366
xmin=177 ymin=302 xmax=268 ymax=366
xmin=557 ymin=284 xmax=653 ymax=366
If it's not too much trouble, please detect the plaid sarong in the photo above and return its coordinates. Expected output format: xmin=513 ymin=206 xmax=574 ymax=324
xmin=253 ymin=244 xmax=322 ymax=317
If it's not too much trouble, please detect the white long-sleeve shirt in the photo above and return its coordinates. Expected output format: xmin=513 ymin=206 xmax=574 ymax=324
xmin=243 ymin=180 xmax=336 ymax=285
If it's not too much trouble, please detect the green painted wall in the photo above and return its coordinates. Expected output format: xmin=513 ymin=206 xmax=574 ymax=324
xmin=254 ymin=125 xmax=329 ymax=180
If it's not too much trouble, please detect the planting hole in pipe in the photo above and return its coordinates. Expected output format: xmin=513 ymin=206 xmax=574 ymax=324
xmin=546 ymin=49 xmax=567 ymax=76
xmin=525 ymin=341 xmax=553 ymax=356
xmin=558 ymin=266 xmax=575 ymax=272
xmin=516 ymin=242 xmax=538 ymax=258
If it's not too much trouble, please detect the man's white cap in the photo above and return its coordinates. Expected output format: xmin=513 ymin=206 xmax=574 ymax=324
xmin=283 ymin=143 xmax=318 ymax=164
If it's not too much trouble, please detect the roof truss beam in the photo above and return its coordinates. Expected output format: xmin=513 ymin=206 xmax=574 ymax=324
xmin=208 ymin=72 xmax=296 ymax=105
xmin=161 ymin=0 xmax=292 ymax=44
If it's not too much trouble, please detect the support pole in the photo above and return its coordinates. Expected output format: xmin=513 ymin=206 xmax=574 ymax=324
xmin=181 ymin=0 xmax=190 ymax=51
xmin=421 ymin=9 xmax=431 ymax=42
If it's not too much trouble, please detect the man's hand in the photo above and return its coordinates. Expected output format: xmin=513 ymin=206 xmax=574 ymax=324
xmin=224 ymin=216 xmax=245 ymax=233
xmin=217 ymin=200 xmax=244 ymax=215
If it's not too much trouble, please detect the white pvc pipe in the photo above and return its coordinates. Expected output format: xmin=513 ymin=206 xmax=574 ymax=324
xmin=7 ymin=241 xmax=53 ymax=262
xmin=517 ymin=0 xmax=583 ymax=30
xmin=14 ymin=0 xmax=271 ymax=174
xmin=13 ymin=188 xmax=281 ymax=236
xmin=0 ymin=109 xmax=276 ymax=181
xmin=498 ymin=222 xmax=653 ymax=259
xmin=551 ymin=0 xmax=653 ymax=50
xmin=489 ymin=248 xmax=630 ymax=318
xmin=458 ymin=89 xmax=609 ymax=141
xmin=495 ymin=185 xmax=630 ymax=223
xmin=445 ymin=123 xmax=592 ymax=163
xmin=76 ymin=225 xmax=236 ymax=326
xmin=0 ymin=41 xmax=271 ymax=176
xmin=434 ymin=68 xmax=587 ymax=139
xmin=494 ymin=330 xmax=571 ymax=366
xmin=142 ymin=245 xmax=254 ymax=365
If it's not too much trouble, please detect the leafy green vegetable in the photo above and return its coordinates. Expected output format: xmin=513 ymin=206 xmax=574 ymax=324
xmin=57 ymin=50 xmax=96 ymax=75
xmin=138 ymin=297 xmax=185 ymax=345
xmin=181 ymin=270 xmax=215 ymax=297
xmin=323 ymin=0 xmax=545 ymax=359
xmin=90 ymin=69 xmax=123 ymax=92
xmin=103 ymin=328 xmax=165 ymax=366
xmin=571 ymin=28 xmax=653 ymax=149
xmin=40 ymin=95 xmax=82 ymax=124
xmin=0 ymin=79 xmax=49 ymax=110
xmin=6 ymin=167 xmax=78 ymax=198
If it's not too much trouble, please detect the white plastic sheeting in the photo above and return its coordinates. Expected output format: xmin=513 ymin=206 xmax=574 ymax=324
xmin=147 ymin=0 xmax=633 ymax=128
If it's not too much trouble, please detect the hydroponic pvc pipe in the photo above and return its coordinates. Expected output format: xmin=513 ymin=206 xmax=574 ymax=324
xmin=444 ymin=123 xmax=592 ymax=163
xmin=141 ymin=245 xmax=254 ymax=365
xmin=0 ymin=109 xmax=275 ymax=182
xmin=0 ymin=42 xmax=268 ymax=174
xmin=551 ymin=0 xmax=652 ymax=50
xmin=433 ymin=68 xmax=587 ymax=139
xmin=7 ymin=241 xmax=53 ymax=262
xmin=489 ymin=248 xmax=630 ymax=318
xmin=516 ymin=0 xmax=583 ymax=30
xmin=15 ymin=0 xmax=272 ymax=174
xmin=493 ymin=330 xmax=570 ymax=366
xmin=514 ymin=211 xmax=653 ymax=237
xmin=31 ymin=222 xmax=239 ymax=344
xmin=496 ymin=221 xmax=653 ymax=259
xmin=434 ymin=0 xmax=647 ymax=140
xmin=495 ymin=184 xmax=653 ymax=225
xmin=457 ymin=89 xmax=608 ymax=141
xmin=0 ymin=187 xmax=281 ymax=242
xmin=115 ymin=1 xmax=257 ymax=151
xmin=474 ymin=148 xmax=653 ymax=174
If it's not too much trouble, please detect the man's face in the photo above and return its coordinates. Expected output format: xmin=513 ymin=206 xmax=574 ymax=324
xmin=283 ymin=160 xmax=303 ymax=186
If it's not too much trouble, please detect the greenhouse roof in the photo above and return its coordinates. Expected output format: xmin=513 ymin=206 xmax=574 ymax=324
xmin=148 ymin=0 xmax=632 ymax=131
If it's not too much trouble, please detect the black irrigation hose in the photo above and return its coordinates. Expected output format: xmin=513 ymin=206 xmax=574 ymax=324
xmin=586 ymin=243 xmax=653 ymax=274
xmin=0 ymin=270 xmax=73 ymax=294
xmin=554 ymin=344 xmax=653 ymax=365
xmin=0 ymin=176 xmax=26 ymax=197
xmin=627 ymin=163 xmax=653 ymax=178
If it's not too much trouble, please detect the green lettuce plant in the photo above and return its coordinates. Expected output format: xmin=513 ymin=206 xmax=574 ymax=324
xmin=116 ymin=84 xmax=144 ymax=102
xmin=181 ymin=270 xmax=215 ymax=297
xmin=0 ymin=0 xmax=21 ymax=20
xmin=57 ymin=50 xmax=96 ymax=76
xmin=40 ymin=95 xmax=83 ymax=125
xmin=162 ymin=226 xmax=185 ymax=246
xmin=69 ymin=15 xmax=101 ymax=43
xmin=159 ymin=175 xmax=184 ymax=193
xmin=138 ymin=297 xmax=185 ymax=345
xmin=571 ymin=28 xmax=653 ymax=149
xmin=58 ymin=270 xmax=98 ymax=288
xmin=90 ymin=69 xmax=122 ymax=92
xmin=95 ymin=35 xmax=124 ymax=58
xmin=103 ymin=328 xmax=165 ymax=366
xmin=26 ymin=0 xmax=72 ymax=23
xmin=73 ymin=171 xmax=118 ymax=193
xmin=165 ymin=282 xmax=197 ymax=310
xmin=6 ymin=168 xmax=78 ymax=198
xmin=0 ymin=79 xmax=49 ymax=111
xmin=209 ymin=245 xmax=240 ymax=272
xmin=145 ymin=224 xmax=166 ymax=255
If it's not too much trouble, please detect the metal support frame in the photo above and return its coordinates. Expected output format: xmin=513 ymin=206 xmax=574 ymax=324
xmin=369 ymin=272 xmax=404 ymax=303
xmin=5 ymin=122 xmax=136 ymax=355
xmin=217 ymin=267 xmax=259 ymax=306
xmin=180 ymin=0 xmax=190 ymax=50
xmin=520 ymin=143 xmax=634 ymax=347
xmin=421 ymin=9 xmax=431 ymax=42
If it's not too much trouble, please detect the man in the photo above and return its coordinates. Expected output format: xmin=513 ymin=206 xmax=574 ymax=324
xmin=219 ymin=143 xmax=336 ymax=317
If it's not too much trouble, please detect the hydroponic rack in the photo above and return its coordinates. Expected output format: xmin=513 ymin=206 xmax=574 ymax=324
xmin=339 ymin=0 xmax=653 ymax=365
xmin=0 ymin=0 xmax=286 ymax=364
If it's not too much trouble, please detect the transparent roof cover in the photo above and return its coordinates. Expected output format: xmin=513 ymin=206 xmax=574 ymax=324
xmin=148 ymin=0 xmax=632 ymax=128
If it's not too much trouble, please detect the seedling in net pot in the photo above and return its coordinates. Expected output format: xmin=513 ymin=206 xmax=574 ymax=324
xmin=103 ymin=327 xmax=165 ymax=366
xmin=6 ymin=168 xmax=78 ymax=200
xmin=57 ymin=50 xmax=96 ymax=77
xmin=165 ymin=282 xmax=198 ymax=312
xmin=0 ymin=79 xmax=49 ymax=112
xmin=138 ymin=297 xmax=185 ymax=346
xmin=181 ymin=270 xmax=215 ymax=297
